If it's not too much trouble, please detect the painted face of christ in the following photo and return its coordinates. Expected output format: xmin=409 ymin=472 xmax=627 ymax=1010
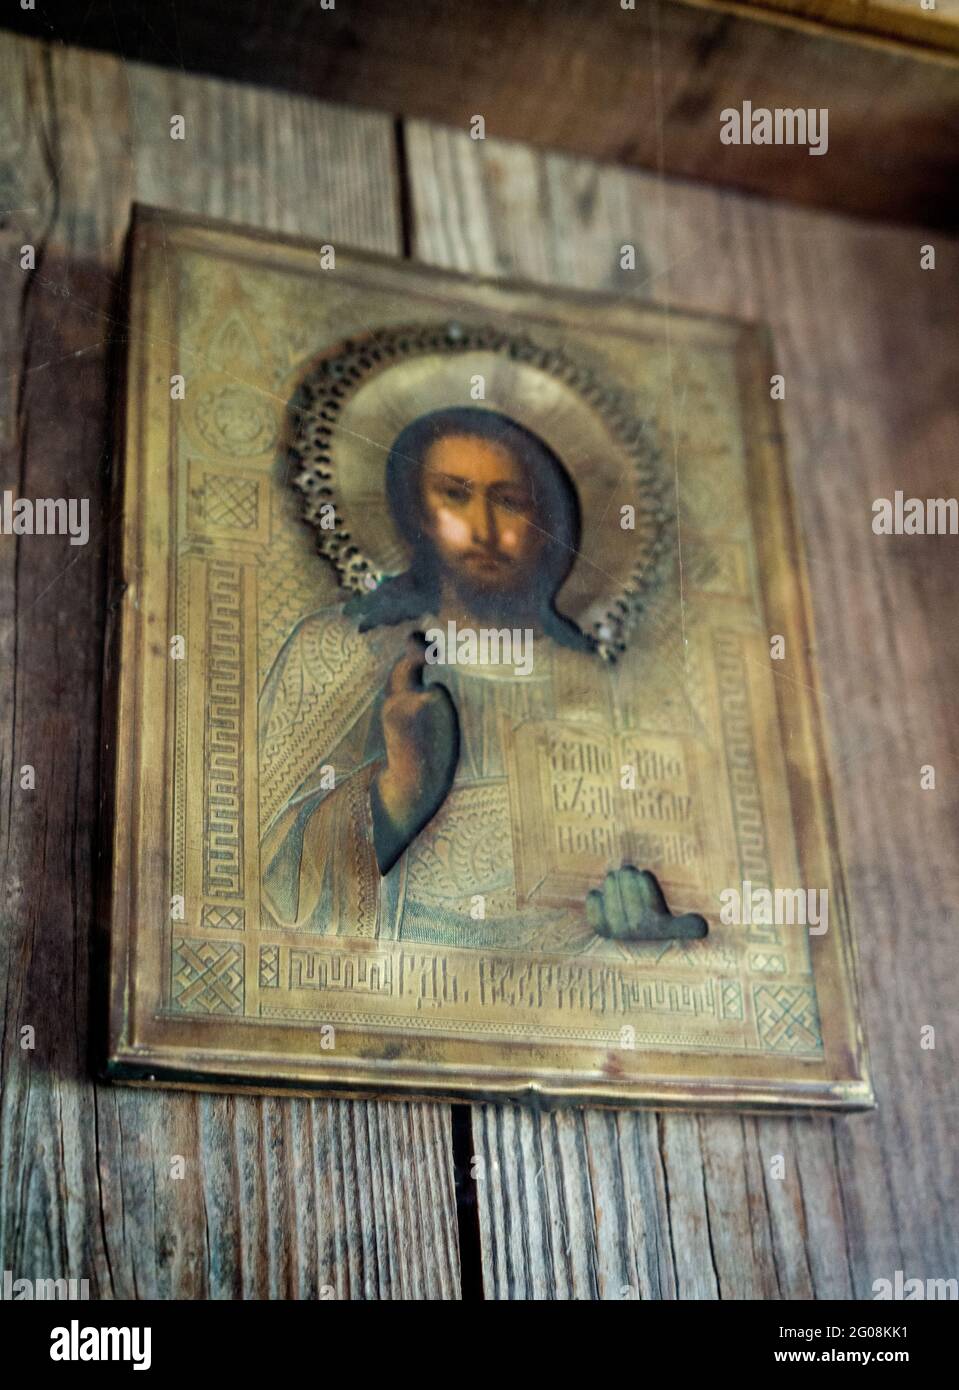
xmin=419 ymin=432 xmax=547 ymax=607
xmin=349 ymin=405 xmax=592 ymax=650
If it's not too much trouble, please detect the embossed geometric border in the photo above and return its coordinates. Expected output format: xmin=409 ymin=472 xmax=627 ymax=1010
xmin=754 ymin=984 xmax=823 ymax=1055
xmin=171 ymin=938 xmax=245 ymax=1016
xmin=186 ymin=460 xmax=271 ymax=545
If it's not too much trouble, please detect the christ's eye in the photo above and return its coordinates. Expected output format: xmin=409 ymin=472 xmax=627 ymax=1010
xmin=437 ymin=480 xmax=471 ymax=504
xmin=494 ymin=489 xmax=534 ymax=516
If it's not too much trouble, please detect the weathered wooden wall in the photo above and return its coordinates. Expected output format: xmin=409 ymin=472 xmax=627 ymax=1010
xmin=4 ymin=0 xmax=959 ymax=228
xmin=1 ymin=31 xmax=956 ymax=1298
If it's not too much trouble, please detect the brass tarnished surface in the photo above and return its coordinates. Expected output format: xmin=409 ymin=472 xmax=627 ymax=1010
xmin=105 ymin=206 xmax=872 ymax=1111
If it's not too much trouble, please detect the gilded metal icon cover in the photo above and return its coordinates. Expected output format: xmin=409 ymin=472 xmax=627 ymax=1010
xmin=104 ymin=207 xmax=872 ymax=1110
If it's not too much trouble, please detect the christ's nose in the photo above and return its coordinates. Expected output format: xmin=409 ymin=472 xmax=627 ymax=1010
xmin=467 ymin=492 xmax=496 ymax=547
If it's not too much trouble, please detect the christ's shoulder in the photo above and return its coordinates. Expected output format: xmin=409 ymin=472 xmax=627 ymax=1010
xmin=262 ymin=604 xmax=399 ymax=704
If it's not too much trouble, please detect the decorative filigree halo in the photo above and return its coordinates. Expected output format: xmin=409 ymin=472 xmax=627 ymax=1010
xmin=287 ymin=322 xmax=673 ymax=660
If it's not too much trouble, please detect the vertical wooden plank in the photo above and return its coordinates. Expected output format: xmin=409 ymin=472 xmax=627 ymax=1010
xmin=0 ymin=33 xmax=134 ymax=1302
xmin=0 ymin=34 xmax=460 ymax=1299
xmin=405 ymin=120 xmax=959 ymax=1298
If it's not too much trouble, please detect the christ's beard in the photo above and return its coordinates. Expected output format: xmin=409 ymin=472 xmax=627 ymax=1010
xmin=441 ymin=564 xmax=540 ymax=624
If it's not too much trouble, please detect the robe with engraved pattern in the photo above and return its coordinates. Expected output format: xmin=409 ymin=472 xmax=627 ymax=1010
xmin=258 ymin=604 xmax=635 ymax=951
xmin=257 ymin=597 xmax=711 ymax=956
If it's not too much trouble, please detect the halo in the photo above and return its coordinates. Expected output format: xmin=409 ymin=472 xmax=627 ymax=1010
xmin=287 ymin=322 xmax=672 ymax=659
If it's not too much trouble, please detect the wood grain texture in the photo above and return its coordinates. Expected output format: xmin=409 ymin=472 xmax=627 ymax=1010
xmin=405 ymin=120 xmax=959 ymax=1298
xmin=5 ymin=0 xmax=959 ymax=229
xmin=0 ymin=33 xmax=460 ymax=1300
xmin=734 ymin=0 xmax=959 ymax=52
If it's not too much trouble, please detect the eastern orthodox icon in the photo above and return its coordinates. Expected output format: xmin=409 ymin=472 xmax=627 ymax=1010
xmin=107 ymin=213 xmax=871 ymax=1110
